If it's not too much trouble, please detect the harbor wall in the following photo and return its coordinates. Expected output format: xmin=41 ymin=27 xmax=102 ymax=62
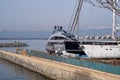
xmin=0 ymin=50 xmax=120 ymax=80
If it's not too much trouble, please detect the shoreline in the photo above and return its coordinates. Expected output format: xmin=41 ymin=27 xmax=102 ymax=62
xmin=0 ymin=38 xmax=48 ymax=40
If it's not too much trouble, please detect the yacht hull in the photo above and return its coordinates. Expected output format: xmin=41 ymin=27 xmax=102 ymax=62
xmin=46 ymin=40 xmax=86 ymax=56
xmin=46 ymin=41 xmax=65 ymax=54
xmin=83 ymin=45 xmax=120 ymax=58
xmin=64 ymin=41 xmax=86 ymax=55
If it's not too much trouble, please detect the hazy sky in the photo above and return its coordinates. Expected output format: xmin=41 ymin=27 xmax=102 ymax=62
xmin=0 ymin=0 xmax=120 ymax=31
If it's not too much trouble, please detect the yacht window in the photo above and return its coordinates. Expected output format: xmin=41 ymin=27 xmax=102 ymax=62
xmin=107 ymin=42 xmax=117 ymax=45
xmin=110 ymin=49 xmax=112 ymax=50
xmin=50 ymin=36 xmax=66 ymax=40
xmin=106 ymin=49 xmax=108 ymax=50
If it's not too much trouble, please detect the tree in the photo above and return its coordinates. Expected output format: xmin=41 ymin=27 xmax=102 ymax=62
xmin=85 ymin=0 xmax=120 ymax=16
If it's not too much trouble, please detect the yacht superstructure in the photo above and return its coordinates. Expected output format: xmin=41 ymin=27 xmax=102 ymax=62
xmin=46 ymin=26 xmax=76 ymax=54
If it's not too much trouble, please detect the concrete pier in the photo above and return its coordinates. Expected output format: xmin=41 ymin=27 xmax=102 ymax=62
xmin=0 ymin=50 xmax=120 ymax=80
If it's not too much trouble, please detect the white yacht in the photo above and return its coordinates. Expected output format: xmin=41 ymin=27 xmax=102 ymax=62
xmin=46 ymin=26 xmax=86 ymax=56
xmin=46 ymin=0 xmax=86 ymax=56
xmin=81 ymin=0 xmax=120 ymax=58
xmin=46 ymin=26 xmax=76 ymax=54
xmin=81 ymin=40 xmax=120 ymax=58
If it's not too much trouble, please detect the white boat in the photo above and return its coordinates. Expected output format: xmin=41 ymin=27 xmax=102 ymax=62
xmin=81 ymin=40 xmax=120 ymax=58
xmin=46 ymin=26 xmax=76 ymax=54
xmin=82 ymin=0 xmax=120 ymax=58
xmin=46 ymin=26 xmax=86 ymax=56
xmin=46 ymin=0 xmax=86 ymax=56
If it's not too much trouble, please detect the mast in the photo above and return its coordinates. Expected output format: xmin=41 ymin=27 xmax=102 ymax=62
xmin=112 ymin=0 xmax=116 ymax=40
xmin=69 ymin=0 xmax=83 ymax=39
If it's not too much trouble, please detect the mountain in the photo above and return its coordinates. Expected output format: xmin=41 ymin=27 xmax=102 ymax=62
xmin=0 ymin=31 xmax=51 ymax=39
xmin=79 ymin=28 xmax=112 ymax=36
xmin=0 ymin=28 xmax=112 ymax=39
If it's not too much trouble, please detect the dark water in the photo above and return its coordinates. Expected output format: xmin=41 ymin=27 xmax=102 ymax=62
xmin=0 ymin=40 xmax=53 ymax=80
xmin=0 ymin=58 xmax=51 ymax=80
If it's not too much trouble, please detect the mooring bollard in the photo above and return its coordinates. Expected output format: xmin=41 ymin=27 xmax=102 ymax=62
xmin=16 ymin=48 xmax=26 ymax=55
xmin=21 ymin=50 xmax=26 ymax=55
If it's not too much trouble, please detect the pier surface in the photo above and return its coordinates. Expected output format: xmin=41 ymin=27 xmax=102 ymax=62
xmin=0 ymin=50 xmax=120 ymax=80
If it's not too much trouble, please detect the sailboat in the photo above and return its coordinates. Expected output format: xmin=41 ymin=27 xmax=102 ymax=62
xmin=82 ymin=0 xmax=120 ymax=58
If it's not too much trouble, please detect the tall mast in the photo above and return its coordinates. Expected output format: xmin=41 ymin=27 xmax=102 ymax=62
xmin=112 ymin=0 xmax=116 ymax=40
xmin=69 ymin=0 xmax=83 ymax=37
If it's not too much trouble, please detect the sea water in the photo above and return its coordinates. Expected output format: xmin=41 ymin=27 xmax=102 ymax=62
xmin=0 ymin=39 xmax=52 ymax=80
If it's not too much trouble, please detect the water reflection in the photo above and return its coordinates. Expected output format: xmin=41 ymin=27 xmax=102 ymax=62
xmin=0 ymin=58 xmax=52 ymax=80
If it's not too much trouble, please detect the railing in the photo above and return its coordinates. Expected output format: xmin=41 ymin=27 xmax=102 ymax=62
xmin=116 ymin=24 xmax=120 ymax=31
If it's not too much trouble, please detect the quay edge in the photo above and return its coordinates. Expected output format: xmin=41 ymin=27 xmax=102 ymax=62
xmin=0 ymin=50 xmax=120 ymax=80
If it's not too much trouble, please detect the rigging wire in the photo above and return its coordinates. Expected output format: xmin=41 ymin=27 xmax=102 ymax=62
xmin=82 ymin=5 xmax=94 ymax=40
xmin=67 ymin=1 xmax=78 ymax=32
